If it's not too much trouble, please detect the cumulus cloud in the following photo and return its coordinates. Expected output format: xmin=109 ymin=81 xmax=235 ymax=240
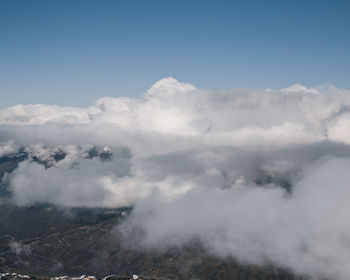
xmin=2 ymin=77 xmax=350 ymax=278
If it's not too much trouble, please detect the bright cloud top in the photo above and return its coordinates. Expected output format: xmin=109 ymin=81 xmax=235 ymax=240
xmin=1 ymin=77 xmax=350 ymax=144
xmin=2 ymin=78 xmax=350 ymax=279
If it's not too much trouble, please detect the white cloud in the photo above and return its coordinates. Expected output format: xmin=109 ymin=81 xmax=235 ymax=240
xmin=1 ymin=78 xmax=350 ymax=143
xmin=280 ymin=83 xmax=319 ymax=94
xmin=2 ymin=78 xmax=350 ymax=279
xmin=121 ymin=157 xmax=350 ymax=280
xmin=146 ymin=76 xmax=196 ymax=96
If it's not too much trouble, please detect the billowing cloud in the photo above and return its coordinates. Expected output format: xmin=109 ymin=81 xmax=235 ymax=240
xmin=2 ymin=77 xmax=350 ymax=278
xmin=122 ymin=157 xmax=350 ymax=280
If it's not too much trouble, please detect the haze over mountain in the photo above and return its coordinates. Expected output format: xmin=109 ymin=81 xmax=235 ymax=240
xmin=1 ymin=78 xmax=350 ymax=279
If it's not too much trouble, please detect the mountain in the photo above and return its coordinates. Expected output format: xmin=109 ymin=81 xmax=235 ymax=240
xmin=0 ymin=203 xmax=305 ymax=280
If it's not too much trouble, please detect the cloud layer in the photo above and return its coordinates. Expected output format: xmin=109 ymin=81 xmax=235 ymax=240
xmin=2 ymin=77 xmax=350 ymax=279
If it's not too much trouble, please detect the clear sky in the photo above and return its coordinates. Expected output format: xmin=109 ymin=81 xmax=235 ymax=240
xmin=0 ymin=0 xmax=349 ymax=107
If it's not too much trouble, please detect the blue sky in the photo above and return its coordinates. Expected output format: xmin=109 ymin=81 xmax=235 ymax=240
xmin=0 ymin=0 xmax=349 ymax=107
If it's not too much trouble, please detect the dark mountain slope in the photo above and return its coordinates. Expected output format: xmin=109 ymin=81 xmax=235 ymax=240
xmin=0 ymin=204 xmax=307 ymax=280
